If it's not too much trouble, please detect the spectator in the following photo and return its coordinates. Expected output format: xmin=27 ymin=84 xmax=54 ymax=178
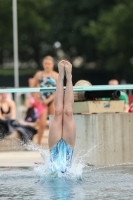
xmin=24 ymin=78 xmax=41 ymax=123
xmin=0 ymin=87 xmax=37 ymax=142
xmin=19 ymin=78 xmax=49 ymax=128
xmin=108 ymin=79 xmax=129 ymax=112
xmin=0 ymin=93 xmax=13 ymax=100
xmin=0 ymin=88 xmax=16 ymax=120
xmin=33 ymin=56 xmax=58 ymax=145
xmin=25 ymin=78 xmax=40 ymax=109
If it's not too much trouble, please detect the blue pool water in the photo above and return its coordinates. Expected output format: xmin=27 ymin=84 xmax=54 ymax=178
xmin=0 ymin=166 xmax=133 ymax=200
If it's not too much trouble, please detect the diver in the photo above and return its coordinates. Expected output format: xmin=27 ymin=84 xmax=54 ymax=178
xmin=49 ymin=60 xmax=76 ymax=173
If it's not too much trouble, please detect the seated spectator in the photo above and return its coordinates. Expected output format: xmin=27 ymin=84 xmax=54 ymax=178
xmin=24 ymin=78 xmax=41 ymax=123
xmin=20 ymin=78 xmax=49 ymax=128
xmin=0 ymin=88 xmax=16 ymax=120
xmin=128 ymin=95 xmax=133 ymax=112
xmin=0 ymin=92 xmax=13 ymax=100
xmin=108 ymin=79 xmax=129 ymax=112
xmin=0 ymin=87 xmax=37 ymax=143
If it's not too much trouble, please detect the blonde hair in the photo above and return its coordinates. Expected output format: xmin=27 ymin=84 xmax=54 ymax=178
xmin=75 ymin=80 xmax=92 ymax=86
xmin=42 ymin=56 xmax=54 ymax=65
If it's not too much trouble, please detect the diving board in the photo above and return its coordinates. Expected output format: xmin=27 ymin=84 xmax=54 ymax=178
xmin=0 ymin=84 xmax=133 ymax=93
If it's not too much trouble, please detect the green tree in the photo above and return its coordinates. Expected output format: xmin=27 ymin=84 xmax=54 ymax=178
xmin=48 ymin=0 xmax=116 ymax=64
xmin=2 ymin=0 xmax=130 ymax=71
xmin=17 ymin=0 xmax=51 ymax=65
xmin=0 ymin=0 xmax=13 ymax=64
xmin=0 ymin=0 xmax=52 ymax=67
xmin=83 ymin=0 xmax=133 ymax=70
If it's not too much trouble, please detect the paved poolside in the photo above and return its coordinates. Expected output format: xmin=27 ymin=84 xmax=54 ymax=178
xmin=0 ymin=151 xmax=44 ymax=167
xmin=0 ymin=129 xmax=49 ymax=167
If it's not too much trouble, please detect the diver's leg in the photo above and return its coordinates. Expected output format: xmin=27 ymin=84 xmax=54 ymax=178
xmin=62 ymin=61 xmax=76 ymax=148
xmin=48 ymin=60 xmax=65 ymax=149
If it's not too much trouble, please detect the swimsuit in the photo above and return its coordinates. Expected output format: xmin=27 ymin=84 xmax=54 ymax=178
xmin=1 ymin=105 xmax=10 ymax=115
xmin=50 ymin=139 xmax=73 ymax=173
xmin=39 ymin=75 xmax=56 ymax=104
xmin=0 ymin=102 xmax=11 ymax=118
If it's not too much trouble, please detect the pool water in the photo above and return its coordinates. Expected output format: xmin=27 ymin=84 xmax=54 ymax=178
xmin=0 ymin=166 xmax=133 ymax=200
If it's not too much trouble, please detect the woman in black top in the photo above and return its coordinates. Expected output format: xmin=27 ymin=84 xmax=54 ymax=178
xmin=0 ymin=92 xmax=16 ymax=120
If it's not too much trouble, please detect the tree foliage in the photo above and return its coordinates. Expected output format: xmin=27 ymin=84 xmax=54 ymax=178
xmin=83 ymin=0 xmax=133 ymax=70
xmin=48 ymin=0 xmax=116 ymax=65
xmin=0 ymin=0 xmax=52 ymax=67
xmin=0 ymin=0 xmax=133 ymax=71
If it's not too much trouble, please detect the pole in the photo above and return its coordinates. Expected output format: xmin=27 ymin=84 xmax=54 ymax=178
xmin=12 ymin=0 xmax=19 ymax=117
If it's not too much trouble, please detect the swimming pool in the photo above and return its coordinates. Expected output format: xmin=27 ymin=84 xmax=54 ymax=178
xmin=0 ymin=166 xmax=133 ymax=200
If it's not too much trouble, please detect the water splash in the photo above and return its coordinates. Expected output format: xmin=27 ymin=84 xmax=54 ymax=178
xmin=31 ymin=143 xmax=104 ymax=181
xmin=1 ymin=137 xmax=133 ymax=182
xmin=12 ymin=139 xmax=104 ymax=181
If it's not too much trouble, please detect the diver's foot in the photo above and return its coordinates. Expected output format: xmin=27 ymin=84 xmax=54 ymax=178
xmin=64 ymin=60 xmax=72 ymax=80
xmin=58 ymin=60 xmax=65 ymax=79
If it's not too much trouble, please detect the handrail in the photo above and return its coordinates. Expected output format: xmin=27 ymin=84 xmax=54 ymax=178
xmin=0 ymin=85 xmax=133 ymax=93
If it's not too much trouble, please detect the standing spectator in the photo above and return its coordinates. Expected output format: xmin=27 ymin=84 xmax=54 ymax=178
xmin=108 ymin=79 xmax=129 ymax=112
xmin=33 ymin=56 xmax=58 ymax=145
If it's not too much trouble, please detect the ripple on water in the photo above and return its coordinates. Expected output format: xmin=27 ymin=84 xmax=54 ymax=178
xmin=0 ymin=167 xmax=133 ymax=200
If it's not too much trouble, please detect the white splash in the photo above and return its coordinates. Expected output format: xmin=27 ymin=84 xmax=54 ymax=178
xmin=32 ymin=144 xmax=102 ymax=181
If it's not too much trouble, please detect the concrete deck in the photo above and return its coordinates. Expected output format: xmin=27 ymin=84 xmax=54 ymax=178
xmin=0 ymin=128 xmax=49 ymax=151
xmin=0 ymin=128 xmax=48 ymax=167
xmin=1 ymin=113 xmax=133 ymax=167
xmin=0 ymin=151 xmax=44 ymax=167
